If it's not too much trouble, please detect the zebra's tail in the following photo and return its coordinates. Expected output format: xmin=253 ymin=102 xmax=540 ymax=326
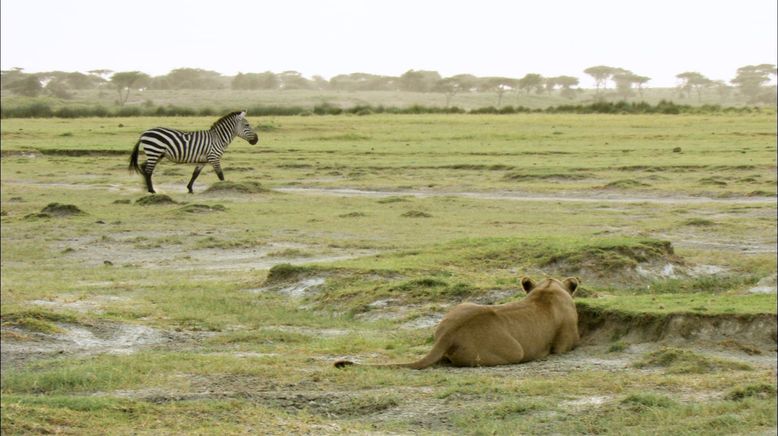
xmin=129 ymin=140 xmax=142 ymax=174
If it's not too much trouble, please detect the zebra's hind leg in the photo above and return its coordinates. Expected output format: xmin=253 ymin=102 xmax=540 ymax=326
xmin=187 ymin=165 xmax=205 ymax=194
xmin=142 ymin=160 xmax=157 ymax=194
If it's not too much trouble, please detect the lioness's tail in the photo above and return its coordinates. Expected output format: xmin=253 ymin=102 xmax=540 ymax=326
xmin=129 ymin=140 xmax=142 ymax=174
xmin=334 ymin=336 xmax=451 ymax=370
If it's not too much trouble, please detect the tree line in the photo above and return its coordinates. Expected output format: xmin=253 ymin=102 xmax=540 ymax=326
xmin=1 ymin=65 xmax=775 ymax=106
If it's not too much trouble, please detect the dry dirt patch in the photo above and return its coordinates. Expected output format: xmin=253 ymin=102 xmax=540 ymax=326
xmin=1 ymin=321 xmax=169 ymax=368
xmin=57 ymin=235 xmax=374 ymax=271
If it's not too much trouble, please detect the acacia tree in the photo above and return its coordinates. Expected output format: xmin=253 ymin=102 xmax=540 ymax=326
xmin=434 ymin=74 xmax=477 ymax=107
xmin=632 ymin=75 xmax=650 ymax=98
xmin=481 ymin=77 xmax=516 ymax=107
xmin=399 ymin=70 xmax=442 ymax=92
xmin=606 ymin=69 xmax=650 ymax=100
xmin=676 ymin=72 xmax=712 ymax=102
xmin=329 ymin=73 xmax=396 ymax=91
xmin=232 ymin=71 xmax=279 ymax=90
xmin=611 ymin=69 xmax=638 ymax=99
xmin=110 ymin=71 xmax=150 ymax=105
xmin=731 ymin=64 xmax=777 ymax=103
xmin=88 ymin=69 xmax=113 ymax=80
xmin=5 ymin=74 xmax=43 ymax=97
xmin=277 ymin=71 xmax=312 ymax=90
xmin=516 ymin=73 xmax=544 ymax=95
xmin=553 ymin=76 xmax=580 ymax=99
xmin=712 ymin=80 xmax=733 ymax=100
xmin=584 ymin=65 xmax=617 ymax=93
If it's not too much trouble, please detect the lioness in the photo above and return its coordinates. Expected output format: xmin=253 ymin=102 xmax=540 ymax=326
xmin=335 ymin=276 xmax=580 ymax=369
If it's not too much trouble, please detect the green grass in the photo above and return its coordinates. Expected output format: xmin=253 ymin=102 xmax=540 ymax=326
xmin=577 ymin=293 xmax=776 ymax=316
xmin=1 ymin=112 xmax=776 ymax=434
xmin=633 ymin=348 xmax=753 ymax=374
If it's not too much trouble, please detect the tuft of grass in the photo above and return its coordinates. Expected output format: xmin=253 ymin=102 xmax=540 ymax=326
xmin=26 ymin=203 xmax=85 ymax=218
xmin=633 ymin=347 xmax=753 ymax=374
xmin=725 ymin=383 xmax=777 ymax=401
xmin=683 ymin=217 xmax=716 ymax=226
xmin=203 ymin=180 xmax=269 ymax=194
xmin=489 ymin=399 xmax=544 ymax=417
xmin=205 ymin=329 xmax=311 ymax=345
xmin=621 ymin=393 xmax=677 ymax=408
xmin=265 ymin=248 xmax=313 ymax=258
xmin=699 ymin=177 xmax=728 ymax=186
xmin=264 ymin=263 xmax=314 ymax=284
xmin=177 ymin=204 xmax=227 ymax=213
xmin=503 ymin=172 xmax=590 ymax=181
xmin=386 ymin=277 xmax=475 ymax=301
xmin=135 ymin=194 xmax=177 ymax=206
xmin=576 ymin=292 xmax=776 ymax=315
xmin=401 ymin=210 xmax=432 ymax=218
xmin=598 ymin=179 xmax=650 ymax=189
xmin=647 ymin=274 xmax=759 ymax=294
xmin=338 ymin=212 xmax=367 ymax=218
xmin=377 ymin=196 xmax=412 ymax=204
xmin=542 ymin=238 xmax=676 ymax=276
xmin=1 ymin=310 xmax=79 ymax=333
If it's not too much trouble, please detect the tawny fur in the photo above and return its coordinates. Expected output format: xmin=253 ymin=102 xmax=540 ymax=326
xmin=334 ymin=277 xmax=580 ymax=369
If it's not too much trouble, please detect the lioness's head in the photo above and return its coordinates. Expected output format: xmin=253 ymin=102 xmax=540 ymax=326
xmin=521 ymin=276 xmax=580 ymax=296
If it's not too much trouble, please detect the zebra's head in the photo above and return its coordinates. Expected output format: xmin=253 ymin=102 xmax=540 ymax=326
xmin=235 ymin=111 xmax=259 ymax=145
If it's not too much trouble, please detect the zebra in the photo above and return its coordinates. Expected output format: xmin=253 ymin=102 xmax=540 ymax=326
xmin=129 ymin=110 xmax=259 ymax=194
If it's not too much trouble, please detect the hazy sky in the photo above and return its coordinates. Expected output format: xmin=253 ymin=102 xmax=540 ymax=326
xmin=2 ymin=0 xmax=776 ymax=87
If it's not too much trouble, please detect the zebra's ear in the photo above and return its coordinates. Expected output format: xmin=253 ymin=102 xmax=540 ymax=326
xmin=238 ymin=111 xmax=246 ymax=119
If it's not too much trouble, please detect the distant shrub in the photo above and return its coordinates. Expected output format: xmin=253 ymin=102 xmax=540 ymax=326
xmin=4 ymin=102 xmax=54 ymax=118
xmin=0 ymin=100 xmax=757 ymax=118
xmin=198 ymin=107 xmax=217 ymax=116
xmin=116 ymin=106 xmax=142 ymax=117
xmin=470 ymin=106 xmax=499 ymax=114
xmin=313 ymin=102 xmax=343 ymax=115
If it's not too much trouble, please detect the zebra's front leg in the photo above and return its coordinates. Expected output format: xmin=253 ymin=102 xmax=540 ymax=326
xmin=187 ymin=164 xmax=205 ymax=194
xmin=208 ymin=157 xmax=225 ymax=181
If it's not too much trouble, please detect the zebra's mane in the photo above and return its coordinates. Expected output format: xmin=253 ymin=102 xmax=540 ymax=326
xmin=210 ymin=111 xmax=243 ymax=130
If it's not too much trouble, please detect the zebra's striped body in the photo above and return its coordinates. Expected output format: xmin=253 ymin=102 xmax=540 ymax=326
xmin=129 ymin=111 xmax=259 ymax=193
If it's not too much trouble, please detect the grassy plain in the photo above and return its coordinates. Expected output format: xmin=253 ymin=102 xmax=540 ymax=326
xmin=0 ymin=86 xmax=766 ymax=114
xmin=1 ymin=112 xmax=776 ymax=434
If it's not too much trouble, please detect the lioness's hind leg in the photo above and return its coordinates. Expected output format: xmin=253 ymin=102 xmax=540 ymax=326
xmin=552 ymin=326 xmax=579 ymax=354
xmin=448 ymin=336 xmax=525 ymax=367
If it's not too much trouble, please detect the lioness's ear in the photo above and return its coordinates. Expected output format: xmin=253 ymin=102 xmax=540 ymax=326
xmin=521 ymin=276 xmax=536 ymax=293
xmin=562 ymin=277 xmax=580 ymax=296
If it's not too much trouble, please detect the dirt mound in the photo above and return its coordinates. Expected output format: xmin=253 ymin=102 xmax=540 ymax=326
xmin=264 ymin=263 xmax=316 ymax=285
xmin=135 ymin=194 xmax=177 ymax=206
xmin=577 ymin=305 xmax=777 ymax=351
xmin=749 ymin=274 xmax=777 ymax=294
xmin=503 ymin=172 xmax=592 ymax=181
xmin=598 ymin=179 xmax=651 ymax=189
xmin=402 ymin=210 xmax=432 ymax=218
xmin=542 ymin=239 xmax=683 ymax=286
xmin=203 ymin=181 xmax=269 ymax=194
xmin=25 ymin=202 xmax=85 ymax=219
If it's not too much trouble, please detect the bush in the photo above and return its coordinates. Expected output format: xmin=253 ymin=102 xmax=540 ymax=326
xmin=0 ymin=100 xmax=748 ymax=119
